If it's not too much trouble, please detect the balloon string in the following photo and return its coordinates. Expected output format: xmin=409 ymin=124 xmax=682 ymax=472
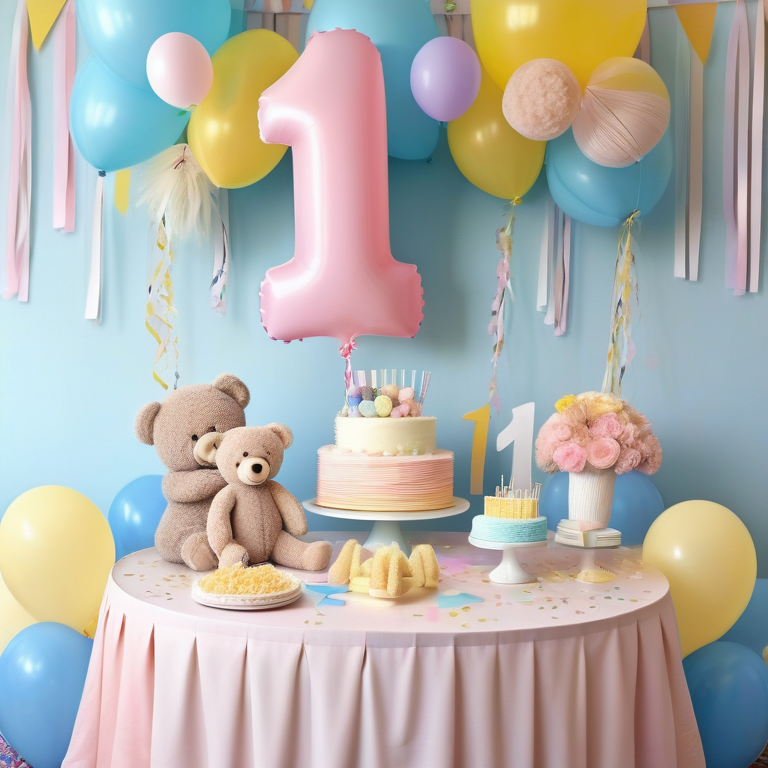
xmin=488 ymin=198 xmax=520 ymax=412
xmin=339 ymin=338 xmax=357 ymax=392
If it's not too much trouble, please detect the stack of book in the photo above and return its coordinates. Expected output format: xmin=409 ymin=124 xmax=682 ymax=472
xmin=554 ymin=520 xmax=621 ymax=548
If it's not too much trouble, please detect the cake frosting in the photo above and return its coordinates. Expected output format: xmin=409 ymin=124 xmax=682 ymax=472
xmin=335 ymin=415 xmax=436 ymax=455
xmin=317 ymin=446 xmax=453 ymax=512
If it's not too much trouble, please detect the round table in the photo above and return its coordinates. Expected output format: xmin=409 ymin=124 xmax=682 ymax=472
xmin=63 ymin=533 xmax=704 ymax=768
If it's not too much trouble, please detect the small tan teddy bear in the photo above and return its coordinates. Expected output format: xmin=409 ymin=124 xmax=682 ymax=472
xmin=207 ymin=424 xmax=332 ymax=571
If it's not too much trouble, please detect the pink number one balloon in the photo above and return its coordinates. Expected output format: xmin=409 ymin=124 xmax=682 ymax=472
xmin=258 ymin=29 xmax=424 ymax=347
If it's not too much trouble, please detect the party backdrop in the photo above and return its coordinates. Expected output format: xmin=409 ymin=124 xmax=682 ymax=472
xmin=0 ymin=5 xmax=766 ymax=576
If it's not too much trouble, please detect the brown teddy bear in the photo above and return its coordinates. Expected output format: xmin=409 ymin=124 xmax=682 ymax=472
xmin=135 ymin=374 xmax=250 ymax=571
xmin=207 ymin=424 xmax=332 ymax=571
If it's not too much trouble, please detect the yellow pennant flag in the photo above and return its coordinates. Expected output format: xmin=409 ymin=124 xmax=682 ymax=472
xmin=26 ymin=0 xmax=67 ymax=50
xmin=114 ymin=169 xmax=131 ymax=216
xmin=676 ymin=3 xmax=717 ymax=64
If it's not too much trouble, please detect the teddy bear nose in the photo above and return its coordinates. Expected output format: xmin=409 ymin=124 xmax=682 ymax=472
xmin=251 ymin=462 xmax=263 ymax=474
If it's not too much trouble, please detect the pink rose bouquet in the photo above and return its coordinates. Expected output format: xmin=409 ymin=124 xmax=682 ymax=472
xmin=535 ymin=392 xmax=661 ymax=475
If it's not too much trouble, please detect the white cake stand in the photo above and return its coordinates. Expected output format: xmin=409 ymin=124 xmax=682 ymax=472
xmin=303 ymin=497 xmax=470 ymax=553
xmin=467 ymin=535 xmax=547 ymax=584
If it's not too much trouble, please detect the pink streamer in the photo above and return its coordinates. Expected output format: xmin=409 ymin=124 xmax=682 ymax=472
xmin=53 ymin=0 xmax=76 ymax=233
xmin=723 ymin=1 xmax=750 ymax=296
xmin=749 ymin=0 xmax=766 ymax=293
xmin=4 ymin=0 xmax=32 ymax=302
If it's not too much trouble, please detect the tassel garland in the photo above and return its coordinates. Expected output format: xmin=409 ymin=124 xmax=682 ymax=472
xmin=602 ymin=211 xmax=640 ymax=397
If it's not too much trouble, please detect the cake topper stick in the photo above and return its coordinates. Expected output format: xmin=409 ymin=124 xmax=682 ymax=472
xmin=419 ymin=371 xmax=431 ymax=405
xmin=411 ymin=369 xmax=416 ymax=389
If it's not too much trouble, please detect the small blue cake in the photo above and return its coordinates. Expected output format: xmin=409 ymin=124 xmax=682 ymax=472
xmin=471 ymin=514 xmax=548 ymax=544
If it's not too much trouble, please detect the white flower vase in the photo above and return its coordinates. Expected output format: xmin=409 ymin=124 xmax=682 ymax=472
xmin=568 ymin=464 xmax=616 ymax=528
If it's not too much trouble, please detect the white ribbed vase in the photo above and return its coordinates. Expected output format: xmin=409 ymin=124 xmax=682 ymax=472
xmin=568 ymin=464 xmax=617 ymax=527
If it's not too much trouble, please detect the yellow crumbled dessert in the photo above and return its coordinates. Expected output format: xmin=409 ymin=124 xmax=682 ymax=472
xmin=484 ymin=496 xmax=538 ymax=520
xmin=575 ymin=569 xmax=615 ymax=584
xmin=197 ymin=563 xmax=295 ymax=595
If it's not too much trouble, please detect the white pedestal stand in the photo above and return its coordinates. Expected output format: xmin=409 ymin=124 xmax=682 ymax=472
xmin=303 ymin=497 xmax=470 ymax=553
xmin=554 ymin=541 xmax=621 ymax=580
xmin=467 ymin=536 xmax=547 ymax=584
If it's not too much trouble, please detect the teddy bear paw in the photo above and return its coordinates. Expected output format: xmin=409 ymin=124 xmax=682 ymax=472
xmin=301 ymin=540 xmax=332 ymax=571
xmin=218 ymin=542 xmax=249 ymax=569
xmin=181 ymin=533 xmax=219 ymax=572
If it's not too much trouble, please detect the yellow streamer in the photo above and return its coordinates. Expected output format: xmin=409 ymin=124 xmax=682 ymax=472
xmin=26 ymin=0 xmax=67 ymax=49
xmin=114 ymin=169 xmax=131 ymax=216
xmin=145 ymin=223 xmax=179 ymax=390
xmin=602 ymin=211 xmax=640 ymax=397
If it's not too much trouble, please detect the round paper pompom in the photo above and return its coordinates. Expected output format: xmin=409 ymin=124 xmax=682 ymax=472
xmin=359 ymin=401 xmax=378 ymax=418
xmin=502 ymin=59 xmax=582 ymax=141
xmin=572 ymin=57 xmax=670 ymax=168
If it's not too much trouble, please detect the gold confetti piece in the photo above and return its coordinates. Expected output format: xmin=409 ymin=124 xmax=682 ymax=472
xmin=461 ymin=623 xmax=470 ymax=629
xmin=413 ymin=614 xmax=423 ymax=617
xmin=482 ymin=579 xmax=490 ymax=583
xmin=124 ymin=573 xmax=135 ymax=577
xmin=304 ymin=620 xmax=309 ymax=624
xmin=315 ymin=621 xmax=323 ymax=625
xmin=478 ymin=618 xmax=487 ymax=623
xmin=461 ymin=606 xmax=471 ymax=612
xmin=449 ymin=611 xmax=459 ymax=617
xmin=630 ymin=598 xmax=639 ymax=602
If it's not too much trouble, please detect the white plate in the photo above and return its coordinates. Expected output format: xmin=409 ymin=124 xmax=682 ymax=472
xmin=191 ymin=571 xmax=304 ymax=610
xmin=192 ymin=587 xmax=304 ymax=611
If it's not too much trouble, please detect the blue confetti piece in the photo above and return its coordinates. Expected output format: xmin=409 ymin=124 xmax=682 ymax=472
xmin=317 ymin=596 xmax=346 ymax=607
xmin=437 ymin=592 xmax=484 ymax=609
xmin=305 ymin=584 xmax=349 ymax=595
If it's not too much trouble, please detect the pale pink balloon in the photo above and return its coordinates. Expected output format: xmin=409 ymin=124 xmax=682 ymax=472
xmin=258 ymin=29 xmax=424 ymax=346
xmin=147 ymin=33 xmax=213 ymax=110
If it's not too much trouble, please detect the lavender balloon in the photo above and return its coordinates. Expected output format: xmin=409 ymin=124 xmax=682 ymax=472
xmin=410 ymin=37 xmax=481 ymax=122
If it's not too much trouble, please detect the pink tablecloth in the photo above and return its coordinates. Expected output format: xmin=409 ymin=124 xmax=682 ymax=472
xmin=63 ymin=533 xmax=704 ymax=768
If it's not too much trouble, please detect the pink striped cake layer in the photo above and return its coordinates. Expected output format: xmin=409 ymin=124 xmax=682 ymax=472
xmin=316 ymin=446 xmax=454 ymax=512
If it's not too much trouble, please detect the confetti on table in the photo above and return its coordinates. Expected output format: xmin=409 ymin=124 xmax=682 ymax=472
xmin=438 ymin=592 xmax=484 ymax=609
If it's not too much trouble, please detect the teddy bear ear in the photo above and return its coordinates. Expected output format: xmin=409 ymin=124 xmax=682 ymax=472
xmin=135 ymin=402 xmax=162 ymax=445
xmin=266 ymin=423 xmax=293 ymax=449
xmin=213 ymin=374 xmax=250 ymax=409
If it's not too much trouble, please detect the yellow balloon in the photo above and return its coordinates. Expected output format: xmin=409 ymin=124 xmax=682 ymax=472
xmin=0 ymin=486 xmax=115 ymax=633
xmin=471 ymin=0 xmax=647 ymax=89
xmin=642 ymin=501 xmax=757 ymax=657
xmin=448 ymin=68 xmax=545 ymax=200
xmin=0 ymin=571 xmax=36 ymax=656
xmin=189 ymin=29 xmax=298 ymax=189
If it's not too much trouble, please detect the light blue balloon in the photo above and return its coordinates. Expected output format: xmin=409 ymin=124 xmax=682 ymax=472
xmin=722 ymin=579 xmax=768 ymax=657
xmin=539 ymin=470 xmax=663 ymax=545
xmin=546 ymin=128 xmax=673 ymax=227
xmin=539 ymin=471 xmax=569 ymax=531
xmin=684 ymin=641 xmax=768 ymax=768
xmin=70 ymin=57 xmax=190 ymax=172
xmin=306 ymin=0 xmax=439 ymax=160
xmin=108 ymin=475 xmax=166 ymax=561
xmin=77 ymin=0 xmax=232 ymax=90
xmin=0 ymin=623 xmax=93 ymax=768
xmin=609 ymin=471 xmax=664 ymax=546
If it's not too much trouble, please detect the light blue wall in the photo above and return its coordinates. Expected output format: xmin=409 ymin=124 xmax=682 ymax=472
xmin=1 ymin=7 xmax=766 ymax=576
